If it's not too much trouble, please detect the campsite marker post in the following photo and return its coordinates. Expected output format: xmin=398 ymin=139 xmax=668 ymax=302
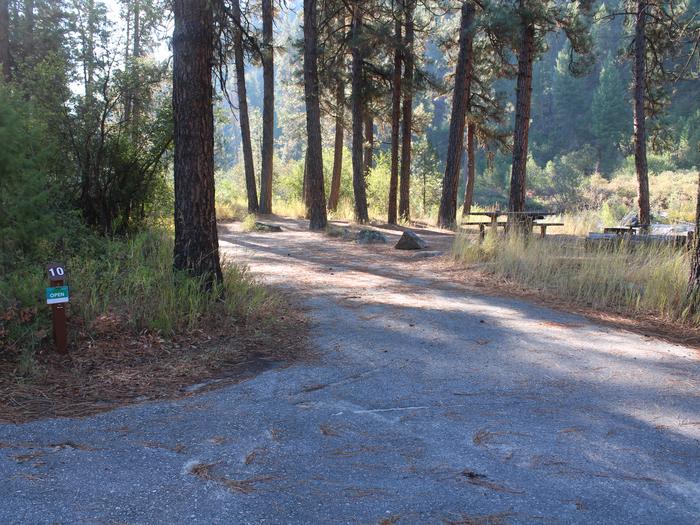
xmin=46 ymin=263 xmax=69 ymax=354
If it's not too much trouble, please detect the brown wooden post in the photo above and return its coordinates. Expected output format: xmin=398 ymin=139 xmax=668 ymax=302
xmin=47 ymin=263 xmax=68 ymax=354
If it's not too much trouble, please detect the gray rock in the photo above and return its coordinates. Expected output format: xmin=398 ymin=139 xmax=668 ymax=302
xmin=327 ymin=225 xmax=357 ymax=241
xmin=356 ymin=229 xmax=388 ymax=244
xmin=395 ymin=230 xmax=428 ymax=250
xmin=255 ymin=222 xmax=282 ymax=232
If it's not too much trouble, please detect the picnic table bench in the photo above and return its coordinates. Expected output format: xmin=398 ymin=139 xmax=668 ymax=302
xmin=603 ymin=226 xmax=638 ymax=235
xmin=462 ymin=211 xmax=563 ymax=240
xmin=535 ymin=221 xmax=564 ymax=238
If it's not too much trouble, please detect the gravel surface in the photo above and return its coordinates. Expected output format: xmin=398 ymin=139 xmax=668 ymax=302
xmin=1 ymin=219 xmax=699 ymax=524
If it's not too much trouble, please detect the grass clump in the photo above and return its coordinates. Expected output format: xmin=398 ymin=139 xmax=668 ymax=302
xmin=241 ymin=213 xmax=258 ymax=232
xmin=453 ymin=232 xmax=694 ymax=323
xmin=0 ymin=228 xmax=276 ymax=372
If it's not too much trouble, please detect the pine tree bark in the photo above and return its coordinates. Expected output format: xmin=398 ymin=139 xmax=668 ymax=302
xmin=172 ymin=0 xmax=223 ymax=288
xmin=388 ymin=13 xmax=402 ymax=224
xmin=259 ymin=0 xmax=274 ymax=214
xmin=303 ymin=0 xmax=327 ymax=230
xmin=398 ymin=0 xmax=415 ymax=222
xmin=232 ymin=0 xmax=258 ymax=212
xmin=438 ymin=1 xmax=475 ymax=228
xmin=633 ymin=0 xmax=650 ymax=229
xmin=328 ymin=81 xmax=344 ymax=212
xmin=350 ymin=2 xmax=369 ymax=223
xmin=363 ymin=114 xmax=374 ymax=177
xmin=0 ymin=0 xmax=10 ymax=81
xmin=508 ymin=17 xmax=535 ymax=217
xmin=462 ymin=121 xmax=476 ymax=216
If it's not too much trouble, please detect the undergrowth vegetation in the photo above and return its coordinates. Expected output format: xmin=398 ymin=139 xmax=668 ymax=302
xmin=453 ymin=232 xmax=695 ymax=323
xmin=0 ymin=229 xmax=275 ymax=376
xmin=0 ymin=86 xmax=276 ymax=378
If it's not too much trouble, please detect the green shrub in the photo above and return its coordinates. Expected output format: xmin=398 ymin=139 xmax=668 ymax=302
xmin=0 ymin=85 xmax=86 ymax=273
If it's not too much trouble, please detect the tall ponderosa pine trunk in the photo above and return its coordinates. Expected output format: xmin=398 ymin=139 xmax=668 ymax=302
xmin=462 ymin=122 xmax=476 ymax=215
xmin=688 ymin=171 xmax=700 ymax=306
xmin=0 ymin=0 xmax=10 ymax=80
xmin=633 ymin=0 xmax=650 ymax=228
xmin=172 ymin=0 xmax=222 ymax=288
xmin=363 ymin=114 xmax=374 ymax=177
xmin=303 ymin=0 xmax=327 ymax=229
xmin=232 ymin=0 xmax=258 ymax=212
xmin=398 ymin=0 xmax=415 ymax=222
xmin=388 ymin=13 xmax=402 ymax=224
xmin=351 ymin=2 xmax=369 ymax=223
xmin=508 ymin=17 xmax=535 ymax=216
xmin=438 ymin=1 xmax=475 ymax=228
xmin=328 ymin=81 xmax=344 ymax=212
xmin=259 ymin=0 xmax=274 ymax=214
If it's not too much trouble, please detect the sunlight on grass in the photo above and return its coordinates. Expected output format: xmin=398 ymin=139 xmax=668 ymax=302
xmin=72 ymin=229 xmax=275 ymax=335
xmin=452 ymin=231 xmax=696 ymax=323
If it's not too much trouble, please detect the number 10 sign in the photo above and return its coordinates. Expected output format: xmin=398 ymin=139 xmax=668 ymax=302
xmin=46 ymin=262 xmax=69 ymax=353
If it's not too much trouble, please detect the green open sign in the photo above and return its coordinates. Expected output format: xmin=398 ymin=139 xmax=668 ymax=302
xmin=46 ymin=286 xmax=70 ymax=305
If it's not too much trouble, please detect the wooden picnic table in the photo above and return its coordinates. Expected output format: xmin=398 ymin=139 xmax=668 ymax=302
xmin=463 ymin=211 xmax=562 ymax=239
xmin=603 ymin=226 xmax=638 ymax=235
xmin=467 ymin=210 xmax=557 ymax=225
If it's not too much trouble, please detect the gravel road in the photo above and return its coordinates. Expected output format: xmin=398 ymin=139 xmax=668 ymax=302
xmin=1 ymin=218 xmax=699 ymax=524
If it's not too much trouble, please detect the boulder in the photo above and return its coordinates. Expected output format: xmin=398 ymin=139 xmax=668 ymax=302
xmin=395 ymin=230 xmax=428 ymax=250
xmin=356 ymin=229 xmax=388 ymax=244
xmin=254 ymin=222 xmax=282 ymax=232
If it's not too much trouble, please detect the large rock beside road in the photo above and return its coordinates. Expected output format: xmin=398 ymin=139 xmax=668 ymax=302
xmin=395 ymin=230 xmax=428 ymax=250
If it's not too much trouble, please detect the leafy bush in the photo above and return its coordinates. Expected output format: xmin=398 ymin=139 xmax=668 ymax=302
xmin=0 ymin=85 xmax=88 ymax=273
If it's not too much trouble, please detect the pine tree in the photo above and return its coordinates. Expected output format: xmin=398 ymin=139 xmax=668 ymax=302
xmin=172 ymin=0 xmax=223 ymax=288
xmin=398 ymin=0 xmax=415 ymax=222
xmin=387 ymin=1 xmax=402 ymax=224
xmin=591 ymin=54 xmax=630 ymax=172
xmin=438 ymin=0 xmax=476 ymax=228
xmin=486 ymin=0 xmax=594 ymax=217
xmin=303 ymin=0 xmax=327 ymax=230
xmin=258 ymin=0 xmax=275 ymax=214
xmin=614 ymin=0 xmax=699 ymax=227
xmin=231 ymin=0 xmax=259 ymax=212
xmin=350 ymin=0 xmax=369 ymax=222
